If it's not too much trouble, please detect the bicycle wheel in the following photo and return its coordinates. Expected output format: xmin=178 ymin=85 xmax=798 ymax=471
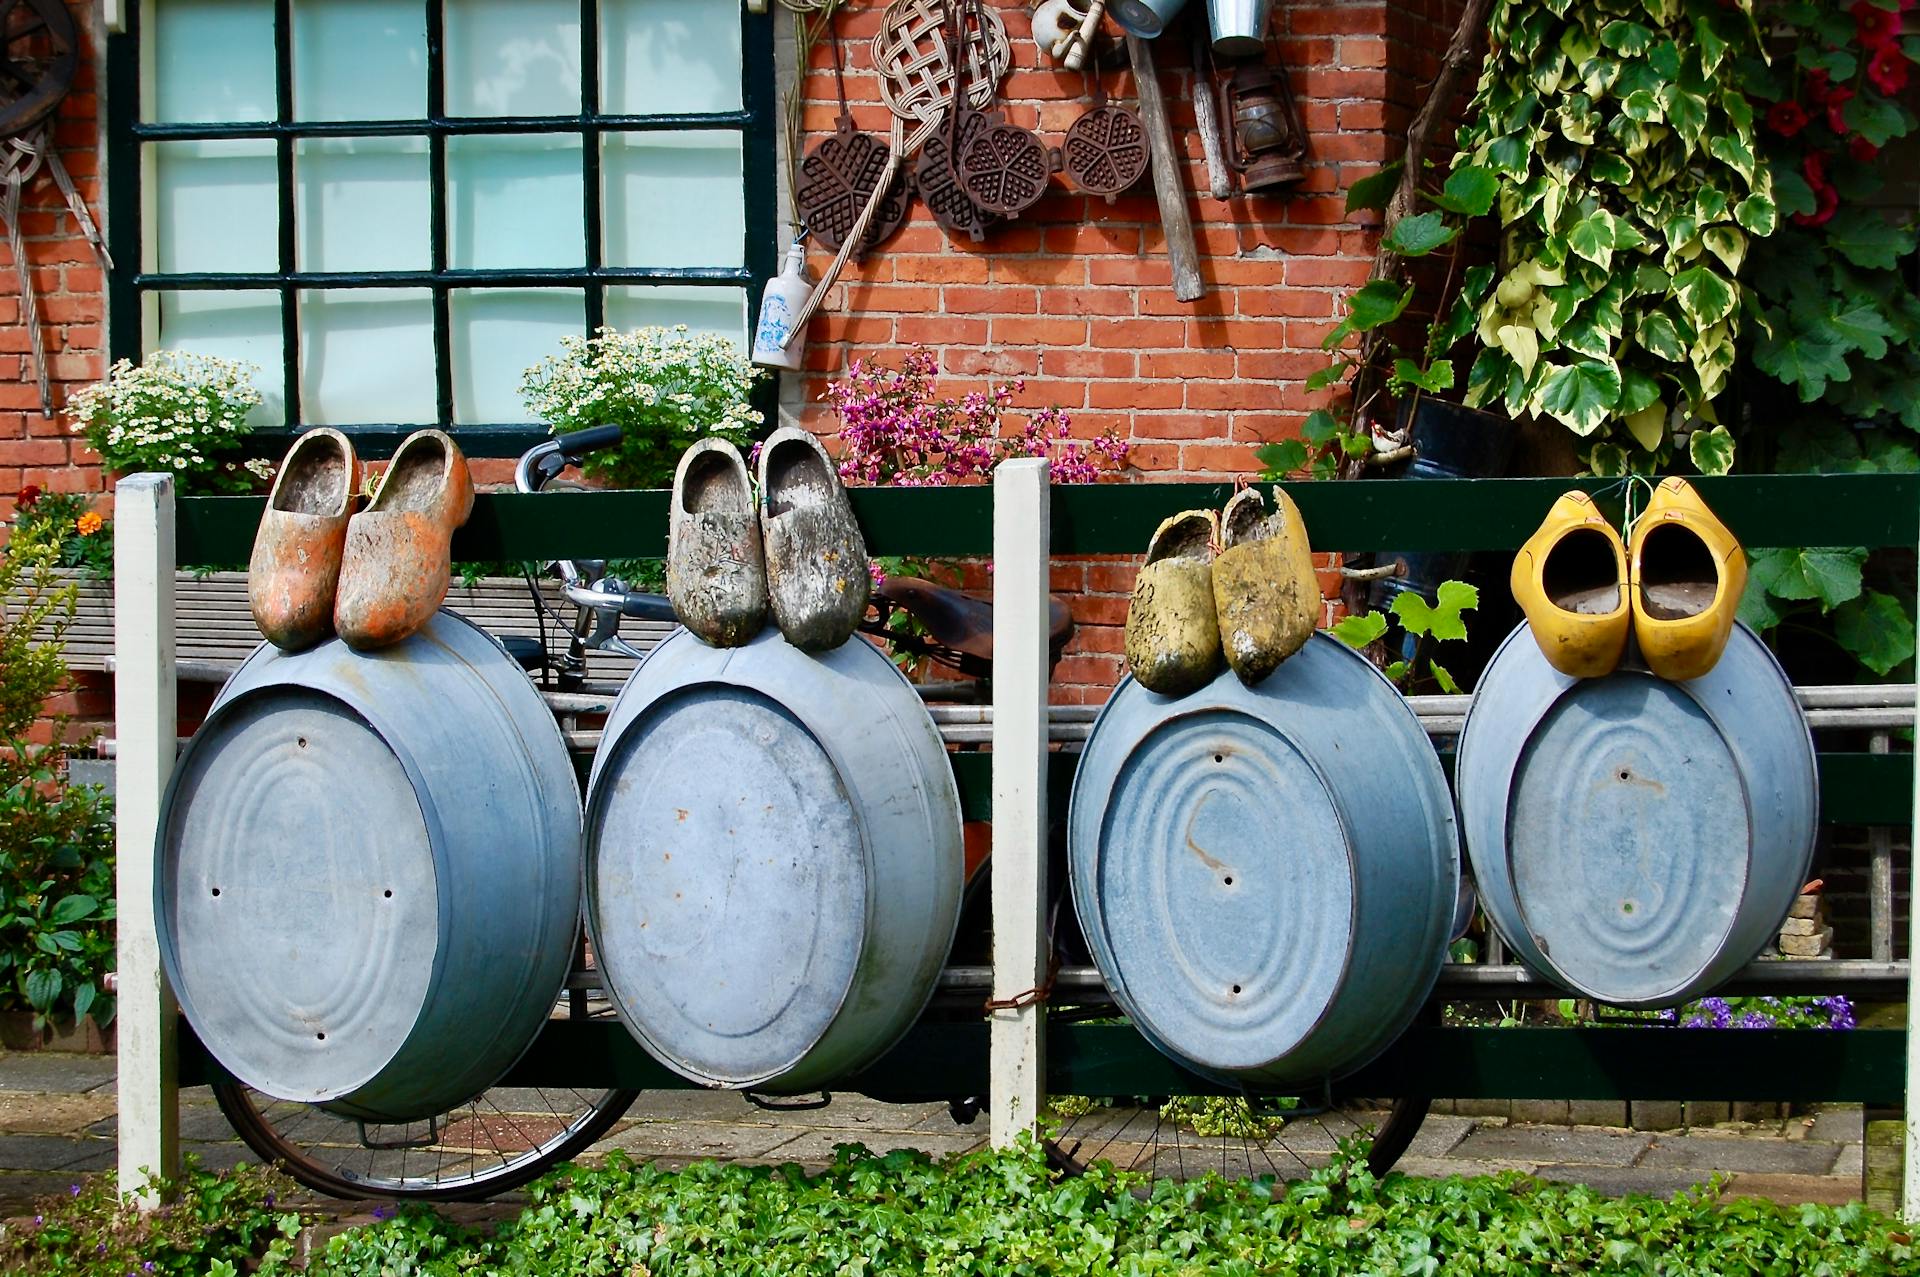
xmin=213 ymin=1080 xmax=638 ymax=1201
xmin=1041 ymin=1093 xmax=1430 ymax=1183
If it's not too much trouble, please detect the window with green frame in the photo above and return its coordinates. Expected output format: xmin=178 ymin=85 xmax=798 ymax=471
xmin=105 ymin=0 xmax=777 ymax=456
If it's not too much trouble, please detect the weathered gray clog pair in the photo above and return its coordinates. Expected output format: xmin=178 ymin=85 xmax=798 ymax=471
xmin=1123 ymin=485 xmax=1321 ymax=697
xmin=667 ymin=428 xmax=872 ymax=652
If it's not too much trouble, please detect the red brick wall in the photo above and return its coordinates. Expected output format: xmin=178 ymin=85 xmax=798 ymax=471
xmin=0 ymin=0 xmax=107 ymax=529
xmin=2 ymin=3 xmax=1465 ymax=715
xmin=790 ymin=1 xmax=1462 ymax=699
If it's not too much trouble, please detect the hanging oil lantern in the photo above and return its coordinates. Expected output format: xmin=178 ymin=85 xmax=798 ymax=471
xmin=1221 ymin=61 xmax=1308 ymax=192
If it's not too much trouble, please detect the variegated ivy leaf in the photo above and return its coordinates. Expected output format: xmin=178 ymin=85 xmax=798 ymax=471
xmin=1706 ymin=131 xmax=1755 ymax=184
xmin=1694 ymin=187 xmax=1728 ymax=225
xmin=1587 ymin=152 xmax=1633 ymax=185
xmin=1497 ymin=324 xmax=1541 ymax=380
xmin=1568 ymin=210 xmax=1618 ymax=270
xmin=1586 ymin=441 xmax=1631 ymax=477
xmin=1659 ymin=83 xmax=1709 ymax=146
xmin=1690 ymin=320 xmax=1738 ymax=400
xmin=1599 ymin=18 xmax=1655 ymax=54
xmin=1618 ymin=367 xmax=1662 ymax=417
xmin=1702 ymin=225 xmax=1746 ymax=275
xmin=1733 ymin=192 xmax=1776 ymax=237
xmin=1688 ymin=424 xmax=1734 ymax=476
xmin=1671 ymin=265 xmax=1736 ymax=326
xmin=1636 ymin=311 xmax=1685 ymax=361
xmin=1625 ymin=402 xmax=1667 ymax=451
xmin=1537 ymin=359 xmax=1622 ymax=435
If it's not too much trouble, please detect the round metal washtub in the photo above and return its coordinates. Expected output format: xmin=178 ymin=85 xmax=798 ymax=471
xmin=585 ymin=627 xmax=964 ymax=1092
xmin=1457 ymin=621 xmax=1818 ymax=1009
xmin=1069 ymin=633 xmax=1459 ymax=1089
xmin=157 ymin=610 xmax=583 ymax=1124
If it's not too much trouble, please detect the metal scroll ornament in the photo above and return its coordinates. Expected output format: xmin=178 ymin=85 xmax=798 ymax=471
xmin=1062 ymin=101 xmax=1149 ymax=201
xmin=958 ymin=114 xmax=1061 ymax=218
xmin=796 ymin=116 xmax=910 ymax=258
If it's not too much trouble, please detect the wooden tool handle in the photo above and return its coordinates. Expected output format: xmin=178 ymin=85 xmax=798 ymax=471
xmin=1125 ymin=33 xmax=1205 ymax=302
xmin=1189 ymin=24 xmax=1232 ymax=200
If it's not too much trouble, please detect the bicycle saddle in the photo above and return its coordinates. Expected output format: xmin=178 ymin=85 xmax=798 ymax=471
xmin=879 ymin=576 xmax=1076 ymax=666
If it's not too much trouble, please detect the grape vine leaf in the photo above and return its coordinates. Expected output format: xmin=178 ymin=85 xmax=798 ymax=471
xmin=1833 ymin=590 xmax=1915 ymax=676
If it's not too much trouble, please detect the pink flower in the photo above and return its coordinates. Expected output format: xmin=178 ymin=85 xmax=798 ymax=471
xmin=15 ymin=484 xmax=40 ymax=508
xmin=1804 ymin=68 xmax=1833 ymax=106
xmin=1767 ymin=100 xmax=1809 ymax=136
xmin=1851 ymin=134 xmax=1882 ymax=161
xmin=1854 ymin=0 xmax=1903 ymax=48
xmin=1868 ymin=42 xmax=1910 ymax=94
xmin=1793 ymin=153 xmax=1841 ymax=227
xmin=1827 ymin=85 xmax=1856 ymax=134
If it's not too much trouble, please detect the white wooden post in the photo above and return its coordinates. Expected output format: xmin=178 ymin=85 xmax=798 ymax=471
xmin=114 ymin=474 xmax=179 ymax=1207
xmin=1907 ymin=502 xmax=1920 ymax=1219
xmin=990 ymin=459 xmax=1050 ymax=1147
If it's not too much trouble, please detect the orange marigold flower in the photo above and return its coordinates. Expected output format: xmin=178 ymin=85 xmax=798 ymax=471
xmin=75 ymin=511 xmax=103 ymax=535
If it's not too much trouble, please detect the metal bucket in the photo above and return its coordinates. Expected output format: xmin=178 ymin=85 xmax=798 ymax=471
xmin=1457 ymin=622 xmax=1818 ymax=1008
xmin=1207 ymin=0 xmax=1271 ymax=57
xmin=585 ymin=627 xmax=964 ymax=1092
xmin=1069 ymin=634 xmax=1458 ymax=1089
xmin=156 ymin=611 xmax=584 ymax=1123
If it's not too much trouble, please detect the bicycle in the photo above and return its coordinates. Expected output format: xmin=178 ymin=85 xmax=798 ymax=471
xmin=212 ymin=424 xmax=1429 ymax=1198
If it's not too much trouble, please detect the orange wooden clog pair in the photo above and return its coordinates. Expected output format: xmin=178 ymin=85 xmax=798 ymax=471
xmin=1511 ymin=478 xmax=1746 ymax=683
xmin=248 ymin=428 xmax=473 ymax=653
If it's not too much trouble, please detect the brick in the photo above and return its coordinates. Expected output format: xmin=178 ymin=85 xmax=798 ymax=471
xmin=1089 ymin=381 xmax=1182 ymax=410
xmin=891 ymin=256 xmax=988 ymax=284
xmin=1142 ymin=351 xmax=1235 ymax=379
xmin=896 ymin=317 xmax=987 ymax=346
xmin=0 ymin=439 xmax=68 ymax=465
xmin=1040 ymin=348 xmax=1135 ymax=378
xmin=991 ymin=317 xmax=1088 ymax=346
xmin=1089 ymin=318 xmax=1185 ymax=349
xmin=942 ymin=347 xmax=1038 ymax=377
xmin=943 ymin=286 xmax=1037 ymax=315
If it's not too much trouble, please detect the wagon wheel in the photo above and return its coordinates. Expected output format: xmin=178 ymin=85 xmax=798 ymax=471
xmin=212 ymin=992 xmax=639 ymax=1201
xmin=0 ymin=0 xmax=76 ymax=138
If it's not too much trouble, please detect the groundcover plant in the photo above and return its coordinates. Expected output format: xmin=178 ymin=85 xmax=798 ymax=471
xmin=13 ymin=1138 xmax=1911 ymax=1275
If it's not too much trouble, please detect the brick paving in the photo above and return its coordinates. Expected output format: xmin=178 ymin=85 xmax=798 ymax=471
xmin=0 ymin=1050 xmax=1869 ymax=1218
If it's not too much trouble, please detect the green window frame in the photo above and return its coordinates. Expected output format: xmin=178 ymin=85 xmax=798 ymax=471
xmin=106 ymin=0 xmax=778 ymax=457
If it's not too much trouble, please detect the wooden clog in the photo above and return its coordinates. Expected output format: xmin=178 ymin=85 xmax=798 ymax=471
xmin=1510 ymin=490 xmax=1630 ymax=679
xmin=335 ymin=429 xmax=474 ymax=651
xmin=758 ymin=426 xmax=871 ymax=652
xmin=247 ymin=428 xmax=362 ymax=652
xmin=1629 ymin=477 xmax=1747 ymax=682
xmin=1124 ymin=509 xmax=1223 ymax=697
xmin=667 ymin=438 xmax=769 ymax=647
xmin=1212 ymin=485 xmax=1320 ymax=685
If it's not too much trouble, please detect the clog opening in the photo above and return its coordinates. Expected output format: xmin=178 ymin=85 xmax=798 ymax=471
xmin=1543 ymin=527 xmax=1622 ymax=615
xmin=1637 ymin=523 xmax=1717 ymax=619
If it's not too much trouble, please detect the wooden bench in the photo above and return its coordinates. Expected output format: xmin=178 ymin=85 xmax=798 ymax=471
xmin=57 ymin=570 xmax=670 ymax=683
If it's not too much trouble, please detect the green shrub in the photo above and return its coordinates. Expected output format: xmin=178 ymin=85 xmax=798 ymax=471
xmin=287 ymin=1140 xmax=1913 ymax=1276
xmin=0 ymin=539 xmax=116 ymax=1031
xmin=0 ymin=1156 xmax=301 ymax=1276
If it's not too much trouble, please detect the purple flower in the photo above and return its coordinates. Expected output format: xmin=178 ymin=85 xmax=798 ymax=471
xmin=1738 ymin=1011 xmax=1773 ymax=1029
xmin=70 ymin=1183 xmax=81 ymax=1196
xmin=1655 ymin=1008 xmax=1678 ymax=1024
xmin=372 ymin=1204 xmax=395 ymax=1220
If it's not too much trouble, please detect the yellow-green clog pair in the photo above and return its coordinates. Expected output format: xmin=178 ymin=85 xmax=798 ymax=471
xmin=1125 ymin=487 xmax=1320 ymax=697
xmin=1511 ymin=477 xmax=1747 ymax=683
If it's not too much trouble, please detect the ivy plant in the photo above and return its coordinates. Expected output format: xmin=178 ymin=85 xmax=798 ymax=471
xmin=1453 ymin=0 xmax=1774 ymax=475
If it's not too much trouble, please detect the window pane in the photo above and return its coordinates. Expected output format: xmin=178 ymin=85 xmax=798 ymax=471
xmin=148 ymin=0 xmax=276 ymax=123
xmin=451 ymin=289 xmax=584 ymax=423
xmin=606 ymin=285 xmax=747 ymax=345
xmin=295 ymin=137 xmax=431 ymax=272
xmin=154 ymin=291 xmax=286 ymax=428
xmin=292 ymin=0 xmax=428 ymax=121
xmin=602 ymin=132 xmax=744 ymax=269
xmin=150 ymin=140 xmax=279 ymax=274
xmin=444 ymin=0 xmax=581 ymax=116
xmin=601 ymin=0 xmax=741 ymax=115
xmin=299 ymin=290 xmax=437 ymax=425
xmin=446 ymin=134 xmax=585 ymax=270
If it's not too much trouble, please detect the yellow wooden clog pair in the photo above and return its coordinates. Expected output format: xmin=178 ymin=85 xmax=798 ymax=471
xmin=1125 ymin=486 xmax=1321 ymax=697
xmin=1511 ymin=478 xmax=1747 ymax=683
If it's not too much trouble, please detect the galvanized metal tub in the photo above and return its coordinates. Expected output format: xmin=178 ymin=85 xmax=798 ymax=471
xmin=1069 ymin=633 xmax=1459 ymax=1089
xmin=156 ymin=610 xmax=583 ymax=1123
xmin=585 ymin=627 xmax=964 ymax=1092
xmin=1457 ymin=621 xmax=1818 ymax=1009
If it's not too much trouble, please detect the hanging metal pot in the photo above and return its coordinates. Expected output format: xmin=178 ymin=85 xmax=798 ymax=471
xmin=1108 ymin=0 xmax=1189 ymax=39
xmin=1207 ymin=0 xmax=1271 ymax=58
